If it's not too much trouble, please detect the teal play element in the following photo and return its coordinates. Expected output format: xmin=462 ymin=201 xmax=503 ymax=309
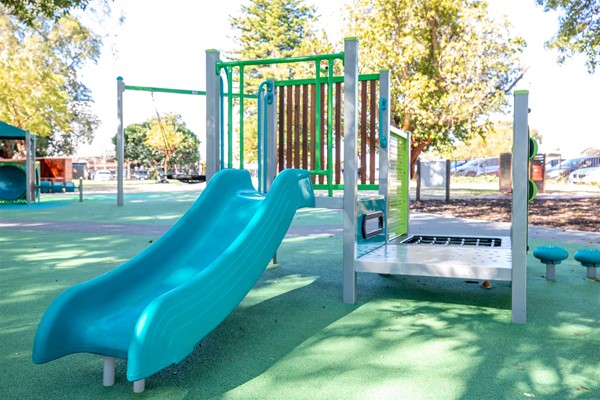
xmin=0 ymin=164 xmax=27 ymax=200
xmin=533 ymin=246 xmax=568 ymax=280
xmin=32 ymin=168 xmax=315 ymax=382
xmin=574 ymin=249 xmax=600 ymax=279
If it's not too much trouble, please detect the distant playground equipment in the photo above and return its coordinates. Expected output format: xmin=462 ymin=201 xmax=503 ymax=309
xmin=36 ymin=38 xmax=535 ymax=393
xmin=0 ymin=121 xmax=38 ymax=204
xmin=115 ymin=80 xmax=207 ymax=205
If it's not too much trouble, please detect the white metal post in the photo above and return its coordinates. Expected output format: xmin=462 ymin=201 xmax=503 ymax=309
xmin=511 ymin=90 xmax=529 ymax=324
xmin=116 ymin=77 xmax=125 ymax=206
xmin=266 ymin=81 xmax=277 ymax=192
xmin=205 ymin=50 xmax=221 ymax=182
xmin=343 ymin=37 xmax=359 ymax=304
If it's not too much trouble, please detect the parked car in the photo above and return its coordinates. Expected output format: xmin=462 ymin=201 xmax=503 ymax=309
xmin=94 ymin=170 xmax=113 ymax=181
xmin=452 ymin=157 xmax=499 ymax=177
xmin=132 ymin=170 xmax=150 ymax=180
xmin=546 ymin=156 xmax=600 ymax=179
xmin=568 ymin=166 xmax=600 ymax=184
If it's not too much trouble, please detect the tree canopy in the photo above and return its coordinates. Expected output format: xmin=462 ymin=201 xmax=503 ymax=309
xmin=536 ymin=0 xmax=600 ymax=73
xmin=344 ymin=0 xmax=526 ymax=174
xmin=0 ymin=9 xmax=102 ymax=156
xmin=0 ymin=0 xmax=100 ymax=26
xmin=228 ymin=0 xmax=331 ymax=163
xmin=118 ymin=114 xmax=200 ymax=174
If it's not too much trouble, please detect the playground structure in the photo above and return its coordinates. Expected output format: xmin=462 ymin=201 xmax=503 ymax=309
xmin=35 ymin=37 xmax=534 ymax=393
xmin=0 ymin=121 xmax=38 ymax=204
xmin=204 ymin=38 xmax=530 ymax=324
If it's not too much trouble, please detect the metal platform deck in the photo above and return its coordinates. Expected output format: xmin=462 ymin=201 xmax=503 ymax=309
xmin=355 ymin=235 xmax=513 ymax=281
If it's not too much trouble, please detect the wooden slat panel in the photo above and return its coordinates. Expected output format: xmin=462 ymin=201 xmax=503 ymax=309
xmin=278 ymin=85 xmax=285 ymax=172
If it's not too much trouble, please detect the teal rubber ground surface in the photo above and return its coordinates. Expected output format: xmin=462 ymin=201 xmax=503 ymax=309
xmin=1 ymin=184 xmax=599 ymax=399
xmin=31 ymin=169 xmax=315 ymax=381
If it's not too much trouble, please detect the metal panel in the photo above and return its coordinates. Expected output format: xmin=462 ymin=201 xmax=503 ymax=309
xmin=356 ymin=241 xmax=512 ymax=281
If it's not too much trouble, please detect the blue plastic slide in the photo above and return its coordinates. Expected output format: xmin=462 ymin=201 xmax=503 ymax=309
xmin=33 ymin=168 xmax=315 ymax=381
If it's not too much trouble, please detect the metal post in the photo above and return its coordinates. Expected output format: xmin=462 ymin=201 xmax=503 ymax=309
xmin=25 ymin=130 xmax=32 ymax=205
xmin=206 ymin=50 xmax=221 ymax=181
xmin=266 ymin=81 xmax=277 ymax=192
xmin=511 ymin=90 xmax=529 ymax=324
xmin=445 ymin=159 xmax=451 ymax=203
xmin=343 ymin=37 xmax=359 ymax=304
xmin=79 ymin=177 xmax=83 ymax=202
xmin=116 ymin=77 xmax=125 ymax=206
xmin=379 ymin=69 xmax=390 ymax=241
xmin=416 ymin=159 xmax=421 ymax=202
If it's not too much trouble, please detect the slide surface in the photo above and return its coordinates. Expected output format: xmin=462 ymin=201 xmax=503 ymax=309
xmin=33 ymin=168 xmax=315 ymax=381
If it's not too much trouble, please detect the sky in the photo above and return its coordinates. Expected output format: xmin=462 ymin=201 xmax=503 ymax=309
xmin=78 ymin=0 xmax=600 ymax=159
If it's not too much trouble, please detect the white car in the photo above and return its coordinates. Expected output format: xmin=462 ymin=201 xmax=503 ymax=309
xmin=568 ymin=166 xmax=600 ymax=184
xmin=94 ymin=170 xmax=113 ymax=181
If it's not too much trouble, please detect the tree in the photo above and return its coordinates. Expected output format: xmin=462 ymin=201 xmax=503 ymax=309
xmin=0 ymin=0 xmax=107 ymax=26
xmin=229 ymin=0 xmax=331 ymax=163
xmin=118 ymin=114 xmax=199 ymax=174
xmin=344 ymin=0 xmax=527 ymax=176
xmin=0 ymin=12 xmax=101 ymax=156
xmin=536 ymin=0 xmax=600 ymax=73
xmin=438 ymin=121 xmax=542 ymax=160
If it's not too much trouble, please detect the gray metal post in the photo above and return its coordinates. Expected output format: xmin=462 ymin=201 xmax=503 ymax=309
xmin=266 ymin=81 xmax=277 ymax=192
xmin=205 ymin=49 xmax=221 ymax=182
xmin=116 ymin=77 xmax=125 ymax=206
xmin=511 ymin=90 xmax=529 ymax=324
xmin=79 ymin=177 xmax=83 ymax=202
xmin=343 ymin=37 xmax=359 ymax=304
xmin=25 ymin=129 xmax=32 ymax=205
xmin=378 ymin=69 xmax=390 ymax=197
xmin=378 ymin=69 xmax=390 ymax=242
xmin=445 ymin=159 xmax=451 ymax=203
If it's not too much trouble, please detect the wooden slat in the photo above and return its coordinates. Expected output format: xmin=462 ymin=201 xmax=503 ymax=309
xmin=286 ymin=85 xmax=293 ymax=168
xmin=320 ymin=83 xmax=326 ymax=184
xmin=293 ymin=85 xmax=301 ymax=168
xmin=335 ymin=82 xmax=342 ymax=184
xmin=360 ymin=80 xmax=368 ymax=184
xmin=278 ymin=85 xmax=285 ymax=172
xmin=310 ymin=84 xmax=316 ymax=182
xmin=301 ymin=84 xmax=309 ymax=170
xmin=369 ymin=79 xmax=377 ymax=184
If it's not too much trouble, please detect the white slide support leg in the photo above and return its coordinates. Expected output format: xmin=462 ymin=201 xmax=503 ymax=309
xmin=133 ymin=379 xmax=145 ymax=393
xmin=103 ymin=357 xmax=115 ymax=387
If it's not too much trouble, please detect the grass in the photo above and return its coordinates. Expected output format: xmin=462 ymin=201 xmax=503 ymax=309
xmin=1 ymin=191 xmax=599 ymax=399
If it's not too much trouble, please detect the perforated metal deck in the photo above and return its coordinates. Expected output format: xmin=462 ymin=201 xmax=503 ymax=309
xmin=355 ymin=235 xmax=512 ymax=281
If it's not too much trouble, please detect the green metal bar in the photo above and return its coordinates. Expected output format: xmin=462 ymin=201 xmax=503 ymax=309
xmin=217 ymin=52 xmax=343 ymax=70
xmin=239 ymin=65 xmax=245 ymax=169
xmin=124 ymin=85 xmax=205 ymax=95
xmin=227 ymin=67 xmax=233 ymax=169
xmin=315 ymin=60 xmax=322 ymax=172
xmin=326 ymin=58 xmax=335 ymax=197
xmin=312 ymin=184 xmax=379 ymax=191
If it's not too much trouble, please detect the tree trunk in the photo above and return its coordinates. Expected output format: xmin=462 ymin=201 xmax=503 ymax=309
xmin=410 ymin=140 xmax=430 ymax=179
